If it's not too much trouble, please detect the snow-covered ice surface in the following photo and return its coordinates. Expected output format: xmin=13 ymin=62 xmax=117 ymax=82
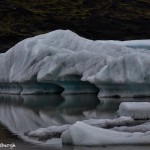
xmin=118 ymin=102 xmax=150 ymax=119
xmin=61 ymin=121 xmax=150 ymax=146
xmin=0 ymin=30 xmax=150 ymax=96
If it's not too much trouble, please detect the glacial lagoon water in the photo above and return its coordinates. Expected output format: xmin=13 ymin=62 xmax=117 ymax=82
xmin=0 ymin=94 xmax=150 ymax=150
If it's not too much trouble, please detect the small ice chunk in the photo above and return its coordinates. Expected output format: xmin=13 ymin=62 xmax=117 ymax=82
xmin=118 ymin=102 xmax=150 ymax=119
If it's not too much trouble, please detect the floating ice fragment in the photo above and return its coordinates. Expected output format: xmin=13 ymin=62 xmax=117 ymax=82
xmin=118 ymin=102 xmax=150 ymax=119
xmin=61 ymin=121 xmax=150 ymax=146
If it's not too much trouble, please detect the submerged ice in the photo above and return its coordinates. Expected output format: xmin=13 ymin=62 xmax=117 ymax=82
xmin=0 ymin=30 xmax=150 ymax=96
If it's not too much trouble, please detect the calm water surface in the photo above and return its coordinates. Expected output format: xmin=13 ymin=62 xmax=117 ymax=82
xmin=0 ymin=94 xmax=150 ymax=150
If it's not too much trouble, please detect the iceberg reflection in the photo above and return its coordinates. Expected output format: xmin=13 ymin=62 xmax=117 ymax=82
xmin=0 ymin=94 xmax=100 ymax=145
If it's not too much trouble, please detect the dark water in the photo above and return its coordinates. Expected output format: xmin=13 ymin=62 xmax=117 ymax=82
xmin=0 ymin=94 xmax=150 ymax=150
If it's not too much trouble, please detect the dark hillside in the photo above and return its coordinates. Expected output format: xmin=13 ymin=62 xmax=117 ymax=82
xmin=0 ymin=0 xmax=150 ymax=52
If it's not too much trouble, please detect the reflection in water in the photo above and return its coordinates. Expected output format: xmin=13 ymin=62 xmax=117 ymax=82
xmin=0 ymin=94 xmax=100 ymax=148
xmin=0 ymin=94 xmax=64 ymax=108
xmin=0 ymin=94 xmax=101 ymax=128
xmin=83 ymin=98 xmax=121 ymax=119
xmin=0 ymin=94 xmax=149 ymax=149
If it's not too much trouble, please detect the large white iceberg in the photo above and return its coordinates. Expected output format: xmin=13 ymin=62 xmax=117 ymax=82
xmin=0 ymin=30 xmax=150 ymax=96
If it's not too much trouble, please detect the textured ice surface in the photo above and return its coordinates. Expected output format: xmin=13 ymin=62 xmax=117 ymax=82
xmin=61 ymin=121 xmax=150 ymax=146
xmin=0 ymin=30 xmax=150 ymax=96
xmin=118 ymin=102 xmax=150 ymax=119
xmin=82 ymin=116 xmax=134 ymax=127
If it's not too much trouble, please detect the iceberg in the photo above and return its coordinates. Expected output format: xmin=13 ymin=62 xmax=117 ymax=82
xmin=0 ymin=30 xmax=150 ymax=96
